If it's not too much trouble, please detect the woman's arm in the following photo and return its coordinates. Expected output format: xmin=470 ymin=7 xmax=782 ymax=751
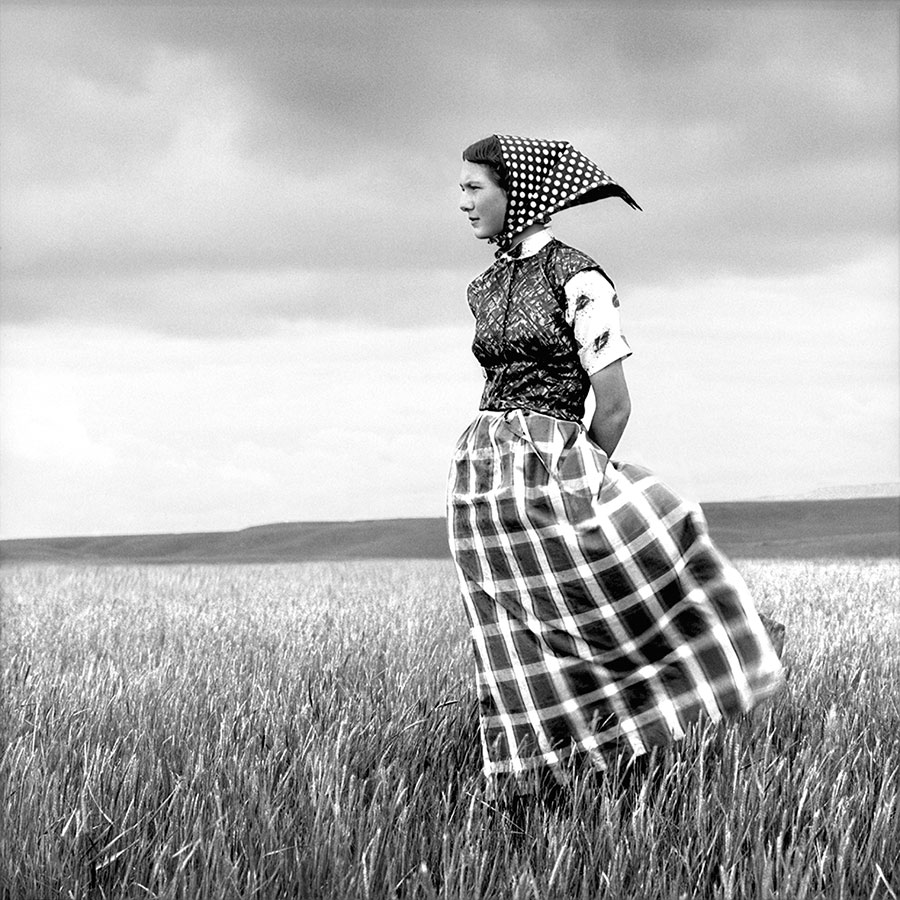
xmin=587 ymin=359 xmax=631 ymax=457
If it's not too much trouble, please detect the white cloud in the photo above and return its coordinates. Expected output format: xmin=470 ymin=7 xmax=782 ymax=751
xmin=618 ymin=243 xmax=899 ymax=499
xmin=0 ymin=320 xmax=483 ymax=537
xmin=1 ymin=372 xmax=117 ymax=466
xmin=3 ymin=265 xmax=475 ymax=332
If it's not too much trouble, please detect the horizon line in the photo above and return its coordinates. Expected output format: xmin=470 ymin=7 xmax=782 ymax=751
xmin=2 ymin=491 xmax=898 ymax=544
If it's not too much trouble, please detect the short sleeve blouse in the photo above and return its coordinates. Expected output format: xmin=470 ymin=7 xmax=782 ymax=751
xmin=563 ymin=269 xmax=632 ymax=376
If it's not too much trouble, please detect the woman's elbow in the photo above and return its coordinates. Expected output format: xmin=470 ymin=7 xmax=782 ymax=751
xmin=602 ymin=391 xmax=631 ymax=426
xmin=588 ymin=361 xmax=631 ymax=429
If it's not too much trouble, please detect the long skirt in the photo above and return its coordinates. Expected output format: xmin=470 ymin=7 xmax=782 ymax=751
xmin=446 ymin=409 xmax=784 ymax=793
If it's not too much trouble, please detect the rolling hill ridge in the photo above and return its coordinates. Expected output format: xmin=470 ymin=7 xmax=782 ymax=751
xmin=1 ymin=497 xmax=898 ymax=564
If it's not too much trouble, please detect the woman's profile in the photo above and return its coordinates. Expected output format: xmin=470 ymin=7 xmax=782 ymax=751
xmin=448 ymin=134 xmax=785 ymax=798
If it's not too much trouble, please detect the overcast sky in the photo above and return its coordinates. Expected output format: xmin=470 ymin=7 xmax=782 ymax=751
xmin=1 ymin=2 xmax=898 ymax=539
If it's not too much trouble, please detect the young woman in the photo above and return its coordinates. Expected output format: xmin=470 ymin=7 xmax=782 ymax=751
xmin=448 ymin=134 xmax=784 ymax=797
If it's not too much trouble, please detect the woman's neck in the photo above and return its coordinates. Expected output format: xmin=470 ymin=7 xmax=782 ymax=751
xmin=509 ymin=222 xmax=549 ymax=250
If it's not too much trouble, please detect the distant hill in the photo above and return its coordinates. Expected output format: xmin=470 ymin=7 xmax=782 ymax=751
xmin=757 ymin=482 xmax=900 ymax=501
xmin=801 ymin=482 xmax=899 ymax=500
xmin=1 ymin=497 xmax=898 ymax=564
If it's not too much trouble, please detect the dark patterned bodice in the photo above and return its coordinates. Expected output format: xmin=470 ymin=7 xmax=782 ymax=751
xmin=468 ymin=240 xmax=600 ymax=421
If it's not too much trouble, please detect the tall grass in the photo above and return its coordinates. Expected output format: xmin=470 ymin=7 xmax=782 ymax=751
xmin=2 ymin=559 xmax=898 ymax=899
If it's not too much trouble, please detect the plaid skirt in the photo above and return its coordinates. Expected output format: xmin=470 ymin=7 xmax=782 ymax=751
xmin=447 ymin=409 xmax=784 ymax=792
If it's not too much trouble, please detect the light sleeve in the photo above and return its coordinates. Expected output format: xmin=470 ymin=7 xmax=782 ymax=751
xmin=563 ymin=269 xmax=632 ymax=376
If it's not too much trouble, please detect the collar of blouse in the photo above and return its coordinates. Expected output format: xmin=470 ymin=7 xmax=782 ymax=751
xmin=499 ymin=225 xmax=554 ymax=262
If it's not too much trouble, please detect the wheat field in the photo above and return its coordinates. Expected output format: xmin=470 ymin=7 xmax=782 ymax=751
xmin=1 ymin=559 xmax=898 ymax=900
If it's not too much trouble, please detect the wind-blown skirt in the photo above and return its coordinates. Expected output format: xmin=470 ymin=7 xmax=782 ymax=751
xmin=447 ymin=409 xmax=784 ymax=792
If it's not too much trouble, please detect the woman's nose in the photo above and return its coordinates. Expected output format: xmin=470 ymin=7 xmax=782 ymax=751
xmin=459 ymin=194 xmax=473 ymax=212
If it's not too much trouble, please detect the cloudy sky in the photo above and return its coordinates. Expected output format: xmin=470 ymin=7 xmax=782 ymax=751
xmin=1 ymin=2 xmax=897 ymax=539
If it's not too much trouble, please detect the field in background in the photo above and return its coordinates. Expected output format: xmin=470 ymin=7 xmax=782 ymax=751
xmin=2 ymin=559 xmax=899 ymax=899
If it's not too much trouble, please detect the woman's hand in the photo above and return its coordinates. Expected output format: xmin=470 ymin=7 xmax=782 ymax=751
xmin=587 ymin=360 xmax=631 ymax=457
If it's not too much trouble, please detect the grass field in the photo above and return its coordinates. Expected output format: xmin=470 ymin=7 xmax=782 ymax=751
xmin=2 ymin=559 xmax=898 ymax=899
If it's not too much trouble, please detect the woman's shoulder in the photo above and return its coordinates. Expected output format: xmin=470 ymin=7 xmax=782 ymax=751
xmin=544 ymin=240 xmax=613 ymax=289
xmin=547 ymin=239 xmax=598 ymax=267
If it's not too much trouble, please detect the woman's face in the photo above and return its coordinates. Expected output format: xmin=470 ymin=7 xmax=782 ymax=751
xmin=459 ymin=161 xmax=507 ymax=240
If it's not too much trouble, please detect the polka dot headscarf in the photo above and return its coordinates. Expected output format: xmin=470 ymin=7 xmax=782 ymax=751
xmin=493 ymin=134 xmax=641 ymax=253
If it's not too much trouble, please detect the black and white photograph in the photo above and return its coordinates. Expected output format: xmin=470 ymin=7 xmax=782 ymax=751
xmin=1 ymin=2 xmax=898 ymax=898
